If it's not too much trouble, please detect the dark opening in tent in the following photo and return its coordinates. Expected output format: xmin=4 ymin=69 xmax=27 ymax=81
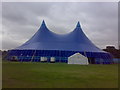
xmin=7 ymin=20 xmax=113 ymax=64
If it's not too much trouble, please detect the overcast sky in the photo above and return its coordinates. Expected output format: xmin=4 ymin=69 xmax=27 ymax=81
xmin=2 ymin=2 xmax=118 ymax=50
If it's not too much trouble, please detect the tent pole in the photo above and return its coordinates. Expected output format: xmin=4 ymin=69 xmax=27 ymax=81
xmin=84 ymin=51 xmax=87 ymax=57
xmin=59 ymin=50 xmax=60 ymax=63
xmin=31 ymin=50 xmax=36 ymax=62
xmin=84 ymin=51 xmax=89 ymax=64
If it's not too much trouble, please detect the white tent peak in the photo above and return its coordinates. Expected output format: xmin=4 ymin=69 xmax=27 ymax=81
xmin=69 ymin=53 xmax=86 ymax=58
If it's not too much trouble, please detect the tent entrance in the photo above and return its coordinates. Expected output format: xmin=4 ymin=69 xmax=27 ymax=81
xmin=88 ymin=57 xmax=95 ymax=64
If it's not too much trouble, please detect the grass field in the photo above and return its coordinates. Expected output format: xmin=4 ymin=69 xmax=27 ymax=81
xmin=2 ymin=62 xmax=118 ymax=88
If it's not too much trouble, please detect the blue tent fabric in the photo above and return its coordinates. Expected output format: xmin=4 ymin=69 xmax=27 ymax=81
xmin=15 ymin=21 xmax=105 ymax=52
xmin=7 ymin=20 xmax=113 ymax=64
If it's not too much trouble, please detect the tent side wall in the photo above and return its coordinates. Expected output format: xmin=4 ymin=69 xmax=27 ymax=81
xmin=7 ymin=50 xmax=113 ymax=64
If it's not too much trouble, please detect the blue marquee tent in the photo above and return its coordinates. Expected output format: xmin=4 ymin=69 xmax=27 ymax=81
xmin=7 ymin=20 xmax=113 ymax=64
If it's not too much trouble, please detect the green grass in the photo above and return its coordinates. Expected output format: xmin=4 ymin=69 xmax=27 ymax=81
xmin=2 ymin=62 xmax=118 ymax=88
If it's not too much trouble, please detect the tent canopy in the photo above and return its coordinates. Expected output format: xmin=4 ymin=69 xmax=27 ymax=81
xmin=15 ymin=20 xmax=106 ymax=53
